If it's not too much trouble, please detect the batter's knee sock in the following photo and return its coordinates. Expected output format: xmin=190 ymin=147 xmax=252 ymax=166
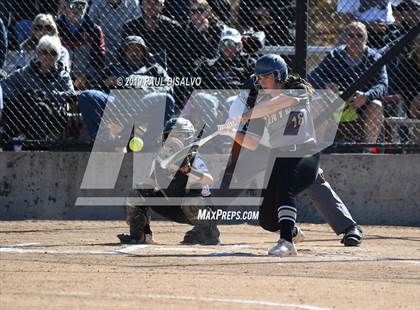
xmin=278 ymin=205 xmax=297 ymax=242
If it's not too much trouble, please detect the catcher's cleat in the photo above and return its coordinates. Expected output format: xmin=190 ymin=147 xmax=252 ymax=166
xmin=144 ymin=233 xmax=155 ymax=244
xmin=268 ymin=239 xmax=297 ymax=257
xmin=181 ymin=223 xmax=220 ymax=245
xmin=292 ymin=225 xmax=305 ymax=244
xmin=117 ymin=233 xmax=143 ymax=244
xmin=117 ymin=233 xmax=155 ymax=244
xmin=341 ymin=225 xmax=363 ymax=246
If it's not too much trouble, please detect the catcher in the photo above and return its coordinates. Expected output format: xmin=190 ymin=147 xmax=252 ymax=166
xmin=117 ymin=117 xmax=220 ymax=245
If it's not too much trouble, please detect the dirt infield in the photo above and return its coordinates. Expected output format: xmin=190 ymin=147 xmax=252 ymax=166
xmin=0 ymin=221 xmax=419 ymax=310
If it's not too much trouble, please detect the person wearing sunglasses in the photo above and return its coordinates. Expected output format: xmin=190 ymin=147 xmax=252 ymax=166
xmin=56 ymin=0 xmax=106 ymax=90
xmin=1 ymin=35 xmax=75 ymax=142
xmin=3 ymin=14 xmax=70 ymax=75
xmin=184 ymin=0 xmax=224 ymax=70
xmin=196 ymin=26 xmax=255 ymax=90
xmin=337 ymin=0 xmax=403 ymax=48
xmin=309 ymin=21 xmax=388 ymax=144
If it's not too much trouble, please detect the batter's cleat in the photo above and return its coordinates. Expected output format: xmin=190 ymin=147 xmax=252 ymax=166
xmin=292 ymin=226 xmax=305 ymax=244
xmin=181 ymin=224 xmax=220 ymax=245
xmin=268 ymin=239 xmax=297 ymax=257
xmin=341 ymin=225 xmax=363 ymax=246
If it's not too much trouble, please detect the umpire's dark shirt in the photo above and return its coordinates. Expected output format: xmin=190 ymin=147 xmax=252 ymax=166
xmin=121 ymin=15 xmax=187 ymax=77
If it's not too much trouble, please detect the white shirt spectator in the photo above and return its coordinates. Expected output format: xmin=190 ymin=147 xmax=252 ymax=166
xmin=337 ymin=0 xmax=402 ymax=24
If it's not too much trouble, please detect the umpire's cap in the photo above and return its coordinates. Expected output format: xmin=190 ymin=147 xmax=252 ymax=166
xmin=254 ymin=54 xmax=288 ymax=84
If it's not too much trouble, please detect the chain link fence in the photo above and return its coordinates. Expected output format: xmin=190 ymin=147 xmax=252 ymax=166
xmin=0 ymin=0 xmax=419 ymax=152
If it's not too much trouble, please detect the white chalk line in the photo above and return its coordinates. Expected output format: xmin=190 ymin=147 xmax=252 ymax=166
xmin=2 ymin=243 xmax=41 ymax=247
xmin=5 ymin=290 xmax=331 ymax=310
xmin=0 ymin=243 xmax=419 ymax=265
xmin=128 ymin=293 xmax=332 ymax=310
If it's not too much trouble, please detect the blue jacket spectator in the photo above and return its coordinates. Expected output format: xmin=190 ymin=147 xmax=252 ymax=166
xmin=309 ymin=45 xmax=388 ymax=101
xmin=309 ymin=21 xmax=387 ymax=143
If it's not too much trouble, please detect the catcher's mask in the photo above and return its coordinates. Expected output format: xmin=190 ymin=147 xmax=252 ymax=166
xmin=162 ymin=117 xmax=195 ymax=145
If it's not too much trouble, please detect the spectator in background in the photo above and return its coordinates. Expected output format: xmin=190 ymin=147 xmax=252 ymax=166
xmin=238 ymin=0 xmax=293 ymax=46
xmin=3 ymin=14 xmax=70 ymax=75
xmin=252 ymin=6 xmax=293 ymax=47
xmin=78 ymin=90 xmax=178 ymax=144
xmin=379 ymin=1 xmax=419 ymax=124
xmin=99 ymin=35 xmax=171 ymax=93
xmin=309 ymin=22 xmax=388 ymax=143
xmin=79 ymin=35 xmax=174 ymax=143
xmin=88 ymin=0 xmax=142 ymax=61
xmin=37 ymin=0 xmax=62 ymax=17
xmin=1 ymin=35 xmax=75 ymax=140
xmin=337 ymin=0 xmax=403 ymax=48
xmin=401 ymin=38 xmax=420 ymax=117
xmin=121 ymin=0 xmax=187 ymax=78
xmin=207 ymin=0 xmax=231 ymax=23
xmin=161 ymin=0 xmax=190 ymax=23
xmin=9 ymin=1 xmax=37 ymax=47
xmin=196 ymin=27 xmax=255 ymax=90
xmin=235 ymin=0 xmax=294 ymax=44
xmin=184 ymin=0 xmax=224 ymax=71
xmin=164 ymin=0 xmax=231 ymax=24
xmin=57 ymin=0 xmax=106 ymax=90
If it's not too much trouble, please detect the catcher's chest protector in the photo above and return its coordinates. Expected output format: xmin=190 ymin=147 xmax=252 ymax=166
xmin=153 ymin=163 xmax=189 ymax=197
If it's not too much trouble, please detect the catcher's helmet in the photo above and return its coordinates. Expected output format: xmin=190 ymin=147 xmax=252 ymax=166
xmin=163 ymin=117 xmax=195 ymax=143
xmin=254 ymin=54 xmax=288 ymax=84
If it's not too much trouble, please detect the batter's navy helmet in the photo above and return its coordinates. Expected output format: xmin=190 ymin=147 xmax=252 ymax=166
xmin=254 ymin=54 xmax=288 ymax=84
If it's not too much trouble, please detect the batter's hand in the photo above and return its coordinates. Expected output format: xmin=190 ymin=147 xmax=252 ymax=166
xmin=217 ymin=118 xmax=241 ymax=135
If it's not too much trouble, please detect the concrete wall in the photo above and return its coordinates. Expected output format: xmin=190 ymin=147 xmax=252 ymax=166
xmin=1 ymin=152 xmax=419 ymax=226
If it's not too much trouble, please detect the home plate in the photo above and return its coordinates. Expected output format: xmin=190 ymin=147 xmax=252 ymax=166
xmin=113 ymin=243 xmax=254 ymax=255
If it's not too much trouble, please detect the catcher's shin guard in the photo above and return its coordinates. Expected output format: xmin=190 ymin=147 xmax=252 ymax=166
xmin=181 ymin=202 xmax=221 ymax=245
xmin=118 ymin=206 xmax=151 ymax=243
